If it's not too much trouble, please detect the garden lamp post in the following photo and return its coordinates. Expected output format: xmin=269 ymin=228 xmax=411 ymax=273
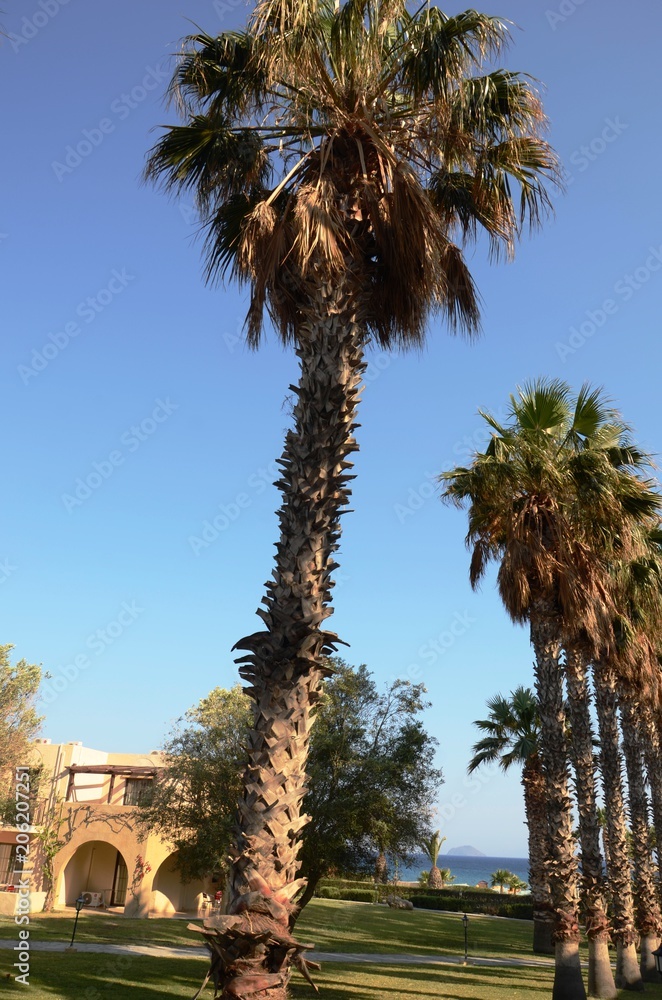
xmin=653 ymin=943 xmax=662 ymax=978
xmin=66 ymin=895 xmax=86 ymax=951
xmin=462 ymin=913 xmax=469 ymax=966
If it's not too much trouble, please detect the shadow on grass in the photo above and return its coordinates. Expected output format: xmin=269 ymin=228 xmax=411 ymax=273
xmin=290 ymin=961 xmax=554 ymax=1000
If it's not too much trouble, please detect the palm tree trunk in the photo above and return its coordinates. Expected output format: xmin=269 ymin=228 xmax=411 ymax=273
xmin=428 ymin=865 xmax=443 ymax=889
xmin=375 ymin=852 xmax=389 ymax=884
xmin=592 ymin=661 xmax=642 ymax=992
xmin=564 ymin=644 xmax=616 ymax=998
xmin=530 ymin=599 xmax=587 ymax=1000
xmin=197 ymin=280 xmax=365 ymax=1000
xmin=619 ymin=689 xmax=662 ymax=982
xmin=641 ymin=705 xmax=662 ymax=888
xmin=522 ymin=756 xmax=554 ymax=955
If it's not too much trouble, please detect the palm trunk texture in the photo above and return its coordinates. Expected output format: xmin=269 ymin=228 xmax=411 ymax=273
xmin=564 ymin=645 xmax=616 ymax=998
xmin=530 ymin=600 xmax=587 ymax=1000
xmin=619 ymin=691 xmax=662 ymax=982
xmin=428 ymin=865 xmax=443 ymax=889
xmin=522 ymin=756 xmax=554 ymax=955
xmin=375 ymin=852 xmax=389 ymax=884
xmin=641 ymin=705 xmax=662 ymax=890
xmin=593 ymin=662 xmax=643 ymax=991
xmin=195 ymin=280 xmax=365 ymax=1000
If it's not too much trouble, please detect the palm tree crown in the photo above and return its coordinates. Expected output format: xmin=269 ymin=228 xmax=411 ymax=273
xmin=469 ymin=685 xmax=539 ymax=773
xmin=441 ymin=379 xmax=660 ymax=640
xmin=420 ymin=829 xmax=446 ymax=868
xmin=146 ymin=0 xmax=558 ymax=347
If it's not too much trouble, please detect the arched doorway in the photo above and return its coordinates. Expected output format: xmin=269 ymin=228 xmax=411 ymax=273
xmin=59 ymin=841 xmax=129 ymax=910
xmin=151 ymin=852 xmax=205 ymax=915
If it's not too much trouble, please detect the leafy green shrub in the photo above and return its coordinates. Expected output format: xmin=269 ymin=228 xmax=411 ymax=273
xmin=412 ymin=894 xmax=532 ymax=920
xmin=318 ymin=878 xmax=374 ymax=892
xmin=318 ymin=887 xmax=341 ymax=900
xmin=337 ymin=888 xmax=377 ymax=903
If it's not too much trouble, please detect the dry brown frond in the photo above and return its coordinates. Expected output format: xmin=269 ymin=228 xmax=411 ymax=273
xmin=291 ymin=179 xmax=346 ymax=272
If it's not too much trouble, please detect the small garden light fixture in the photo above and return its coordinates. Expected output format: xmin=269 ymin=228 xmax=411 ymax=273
xmin=66 ymin=895 xmax=86 ymax=951
xmin=462 ymin=913 xmax=469 ymax=966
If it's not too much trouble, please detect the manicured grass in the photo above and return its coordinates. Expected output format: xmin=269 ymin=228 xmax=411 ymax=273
xmin=295 ymin=898 xmax=541 ymax=960
xmin=1 ymin=953 xmax=661 ymax=1000
xmin=0 ymin=911 xmax=194 ymax=947
xmin=0 ymin=900 xmax=539 ymax=959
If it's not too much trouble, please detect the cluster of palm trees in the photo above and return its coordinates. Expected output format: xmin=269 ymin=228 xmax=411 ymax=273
xmin=443 ymin=380 xmax=662 ymax=999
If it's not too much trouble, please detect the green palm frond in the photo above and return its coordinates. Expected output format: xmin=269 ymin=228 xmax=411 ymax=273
xmin=469 ymin=686 xmax=540 ymax=774
xmin=145 ymin=0 xmax=559 ymax=349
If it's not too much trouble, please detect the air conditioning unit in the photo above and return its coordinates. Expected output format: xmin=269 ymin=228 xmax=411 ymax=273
xmin=81 ymin=891 xmax=103 ymax=907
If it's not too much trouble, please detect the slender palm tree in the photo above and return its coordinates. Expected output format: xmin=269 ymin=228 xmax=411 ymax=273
xmin=442 ymin=379 xmax=660 ymax=1000
xmin=146 ymin=4 xmax=557 ymax=996
xmin=592 ymin=660 xmax=642 ymax=991
xmin=595 ymin=807 xmax=610 ymax=873
xmin=420 ymin=831 xmax=446 ymax=889
xmin=601 ymin=532 xmax=662 ymax=982
xmin=619 ymin=687 xmax=662 ymax=981
xmin=469 ymin=686 xmax=553 ymax=954
xmin=563 ymin=639 xmax=616 ymax=999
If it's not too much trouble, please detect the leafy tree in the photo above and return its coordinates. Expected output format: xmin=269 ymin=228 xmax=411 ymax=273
xmin=137 ymin=685 xmax=250 ymax=882
xmin=297 ymin=662 xmax=442 ymax=913
xmin=0 ymin=645 xmax=44 ymax=787
xmin=469 ymin=686 xmax=552 ymax=954
xmin=140 ymin=659 xmax=442 ymax=916
xmin=145 ymin=1 xmax=557 ymax=994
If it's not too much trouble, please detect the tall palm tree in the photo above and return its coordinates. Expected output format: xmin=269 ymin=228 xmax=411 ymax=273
xmin=468 ymin=686 xmax=553 ymax=954
xmin=146 ymin=4 xmax=557 ymax=996
xmin=420 ymin=831 xmax=446 ymax=889
xmin=601 ymin=531 xmax=662 ymax=983
xmin=563 ymin=641 xmax=615 ymax=999
xmin=441 ymin=379 xmax=660 ymax=1000
xmin=619 ymin=687 xmax=662 ymax=981
xmin=592 ymin=660 xmax=642 ymax=991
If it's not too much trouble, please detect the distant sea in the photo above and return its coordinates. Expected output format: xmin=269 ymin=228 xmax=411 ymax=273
xmin=395 ymin=853 xmax=530 ymax=888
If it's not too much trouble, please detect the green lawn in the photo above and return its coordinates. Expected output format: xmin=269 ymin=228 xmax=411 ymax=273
xmin=295 ymin=899 xmax=541 ymax=960
xmin=1 ymin=954 xmax=661 ymax=1000
xmin=0 ymin=910 xmax=193 ymax=947
xmin=1 ymin=903 xmax=661 ymax=999
xmin=0 ymin=899 xmax=539 ymax=960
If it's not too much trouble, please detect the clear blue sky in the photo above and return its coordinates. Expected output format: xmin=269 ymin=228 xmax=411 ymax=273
xmin=2 ymin=0 xmax=661 ymax=858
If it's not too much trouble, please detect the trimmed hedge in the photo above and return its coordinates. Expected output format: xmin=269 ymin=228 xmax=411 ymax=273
xmin=318 ymin=886 xmax=377 ymax=903
xmin=413 ymin=895 xmax=532 ymax=920
xmin=318 ymin=887 xmax=342 ymax=899
xmin=317 ymin=878 xmax=374 ymax=892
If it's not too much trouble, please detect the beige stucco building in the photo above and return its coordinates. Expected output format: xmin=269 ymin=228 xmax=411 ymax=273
xmin=0 ymin=740 xmax=213 ymax=918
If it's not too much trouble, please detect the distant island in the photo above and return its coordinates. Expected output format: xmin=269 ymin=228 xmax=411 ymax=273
xmin=445 ymin=845 xmax=486 ymax=857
